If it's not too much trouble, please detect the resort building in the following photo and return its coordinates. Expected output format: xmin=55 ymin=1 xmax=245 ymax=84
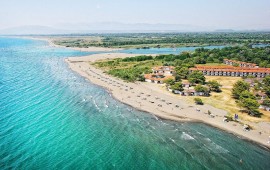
xmin=223 ymin=59 xmax=258 ymax=68
xmin=180 ymin=89 xmax=209 ymax=96
xmin=255 ymin=91 xmax=267 ymax=100
xmin=189 ymin=66 xmax=270 ymax=78
xmin=259 ymin=100 xmax=270 ymax=112
xmin=144 ymin=74 xmax=174 ymax=84
xmin=182 ymin=80 xmax=192 ymax=88
xmin=144 ymin=66 xmax=175 ymax=84
xmin=244 ymin=78 xmax=263 ymax=87
xmin=152 ymin=66 xmax=175 ymax=76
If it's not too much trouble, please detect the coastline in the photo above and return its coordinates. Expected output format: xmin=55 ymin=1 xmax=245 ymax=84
xmin=19 ymin=36 xmax=122 ymax=52
xmin=65 ymin=53 xmax=270 ymax=149
xmin=22 ymin=36 xmax=270 ymax=149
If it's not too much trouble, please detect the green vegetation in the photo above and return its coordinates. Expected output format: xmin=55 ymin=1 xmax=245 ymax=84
xmin=237 ymin=91 xmax=260 ymax=117
xmin=163 ymin=78 xmax=175 ymax=86
xmin=188 ymin=71 xmax=206 ymax=84
xmin=121 ymin=55 xmax=153 ymax=62
xmin=107 ymin=67 xmax=148 ymax=82
xmin=232 ymin=80 xmax=250 ymax=99
xmin=194 ymin=98 xmax=203 ymax=105
xmin=54 ymin=32 xmax=270 ymax=49
xmin=153 ymin=45 xmax=270 ymax=68
xmin=93 ymin=56 xmax=163 ymax=82
xmin=94 ymin=45 xmax=270 ymax=73
xmin=194 ymin=85 xmax=209 ymax=93
xmin=175 ymin=67 xmax=189 ymax=79
xmin=207 ymin=80 xmax=222 ymax=92
xmin=262 ymin=76 xmax=270 ymax=97
xmin=232 ymin=76 xmax=270 ymax=117
xmin=170 ymin=82 xmax=184 ymax=92
xmin=262 ymin=99 xmax=270 ymax=107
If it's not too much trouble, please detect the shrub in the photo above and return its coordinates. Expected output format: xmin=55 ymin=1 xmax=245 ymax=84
xmin=194 ymin=98 xmax=203 ymax=105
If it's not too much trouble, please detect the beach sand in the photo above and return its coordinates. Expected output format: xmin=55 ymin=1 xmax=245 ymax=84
xmin=28 ymin=37 xmax=121 ymax=52
xmin=66 ymin=53 xmax=270 ymax=149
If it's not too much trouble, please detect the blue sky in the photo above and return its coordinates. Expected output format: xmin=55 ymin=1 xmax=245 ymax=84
xmin=0 ymin=0 xmax=269 ymax=30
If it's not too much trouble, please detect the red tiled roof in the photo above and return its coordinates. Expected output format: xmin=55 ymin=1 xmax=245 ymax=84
xmin=144 ymin=74 xmax=174 ymax=81
xmin=190 ymin=65 xmax=270 ymax=73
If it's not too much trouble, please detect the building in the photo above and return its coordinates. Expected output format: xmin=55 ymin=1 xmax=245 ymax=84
xmin=182 ymin=80 xmax=192 ymax=88
xmin=144 ymin=74 xmax=174 ymax=84
xmin=255 ymin=91 xmax=267 ymax=100
xmin=223 ymin=59 xmax=258 ymax=68
xmin=152 ymin=66 xmax=175 ymax=76
xmin=259 ymin=100 xmax=270 ymax=111
xmin=244 ymin=78 xmax=263 ymax=87
xmin=144 ymin=66 xmax=175 ymax=84
xmin=180 ymin=89 xmax=209 ymax=96
xmin=189 ymin=66 xmax=270 ymax=78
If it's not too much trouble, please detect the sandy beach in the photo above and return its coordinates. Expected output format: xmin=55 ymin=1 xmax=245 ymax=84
xmin=27 ymin=36 xmax=121 ymax=52
xmin=65 ymin=52 xmax=270 ymax=149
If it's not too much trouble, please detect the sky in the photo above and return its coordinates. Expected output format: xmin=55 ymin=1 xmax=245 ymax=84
xmin=0 ymin=0 xmax=270 ymax=31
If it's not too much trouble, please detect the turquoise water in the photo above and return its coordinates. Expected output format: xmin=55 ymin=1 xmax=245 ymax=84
xmin=0 ymin=37 xmax=270 ymax=169
xmin=119 ymin=46 xmax=225 ymax=54
xmin=252 ymin=44 xmax=270 ymax=48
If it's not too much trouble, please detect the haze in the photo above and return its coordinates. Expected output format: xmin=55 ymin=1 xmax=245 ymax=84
xmin=1 ymin=0 xmax=270 ymax=33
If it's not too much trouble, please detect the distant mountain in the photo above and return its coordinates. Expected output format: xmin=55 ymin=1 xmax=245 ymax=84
xmin=0 ymin=23 xmax=208 ymax=35
xmin=54 ymin=22 xmax=208 ymax=32
xmin=214 ymin=29 xmax=235 ymax=32
xmin=1 ymin=23 xmax=269 ymax=35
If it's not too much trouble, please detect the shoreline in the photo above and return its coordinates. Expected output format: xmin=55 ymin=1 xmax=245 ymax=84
xmin=16 ymin=36 xmax=122 ymax=52
xmin=14 ymin=36 xmax=270 ymax=149
xmin=65 ymin=53 xmax=270 ymax=149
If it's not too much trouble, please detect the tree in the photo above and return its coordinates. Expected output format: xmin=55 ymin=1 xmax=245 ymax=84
xmin=262 ymin=76 xmax=270 ymax=97
xmin=237 ymin=91 xmax=261 ymax=117
xmin=170 ymin=82 xmax=184 ymax=92
xmin=194 ymin=98 xmax=203 ymax=105
xmin=175 ymin=75 xmax=182 ymax=82
xmin=237 ymin=98 xmax=260 ymax=116
xmin=175 ymin=67 xmax=189 ymax=79
xmin=262 ymin=99 xmax=270 ymax=107
xmin=194 ymin=85 xmax=209 ymax=93
xmin=239 ymin=90 xmax=256 ymax=100
xmin=194 ymin=57 xmax=206 ymax=64
xmin=137 ymin=74 xmax=145 ymax=82
xmin=207 ymin=80 xmax=222 ymax=92
xmin=188 ymin=71 xmax=206 ymax=84
xmin=232 ymin=80 xmax=250 ymax=99
xmin=163 ymin=78 xmax=175 ymax=86
xmin=174 ymin=59 xmax=183 ymax=67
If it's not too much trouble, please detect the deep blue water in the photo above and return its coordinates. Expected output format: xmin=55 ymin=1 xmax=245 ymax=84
xmin=0 ymin=37 xmax=270 ymax=169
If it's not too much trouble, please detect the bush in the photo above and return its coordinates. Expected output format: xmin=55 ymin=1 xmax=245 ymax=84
xmin=194 ymin=98 xmax=203 ymax=105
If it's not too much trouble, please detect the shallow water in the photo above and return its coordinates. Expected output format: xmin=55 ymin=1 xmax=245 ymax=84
xmin=118 ymin=45 xmax=225 ymax=54
xmin=0 ymin=37 xmax=270 ymax=169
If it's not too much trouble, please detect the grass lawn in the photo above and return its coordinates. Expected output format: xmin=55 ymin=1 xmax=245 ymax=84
xmin=184 ymin=76 xmax=270 ymax=122
xmin=94 ymin=59 xmax=163 ymax=71
xmin=93 ymin=58 xmax=163 ymax=82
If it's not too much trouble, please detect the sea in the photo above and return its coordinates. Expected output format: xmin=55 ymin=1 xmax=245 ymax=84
xmin=0 ymin=37 xmax=269 ymax=169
